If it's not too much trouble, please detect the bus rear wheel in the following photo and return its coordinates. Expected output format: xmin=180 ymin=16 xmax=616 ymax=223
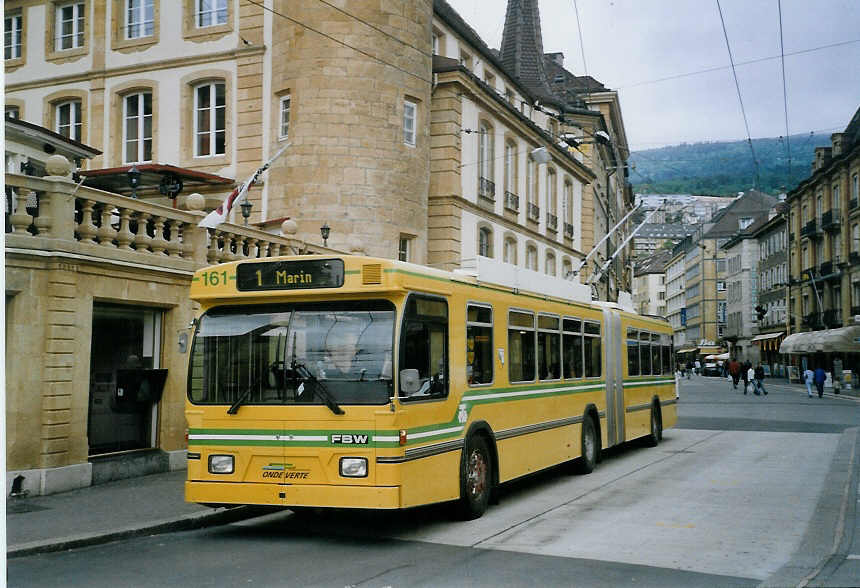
xmin=644 ymin=404 xmax=661 ymax=447
xmin=575 ymin=415 xmax=598 ymax=474
xmin=456 ymin=435 xmax=492 ymax=520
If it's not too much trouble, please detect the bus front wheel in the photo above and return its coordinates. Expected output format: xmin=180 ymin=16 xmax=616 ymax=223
xmin=456 ymin=435 xmax=492 ymax=520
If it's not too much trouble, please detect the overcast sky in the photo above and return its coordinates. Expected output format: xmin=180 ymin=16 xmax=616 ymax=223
xmin=445 ymin=0 xmax=860 ymax=150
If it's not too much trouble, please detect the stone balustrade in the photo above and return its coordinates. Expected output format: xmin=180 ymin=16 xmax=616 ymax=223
xmin=4 ymin=172 xmax=311 ymax=272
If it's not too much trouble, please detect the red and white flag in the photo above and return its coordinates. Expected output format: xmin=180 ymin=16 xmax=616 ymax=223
xmin=198 ymin=143 xmax=290 ymax=229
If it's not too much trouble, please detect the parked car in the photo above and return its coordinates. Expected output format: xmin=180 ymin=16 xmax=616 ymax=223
xmin=702 ymin=362 xmax=722 ymax=376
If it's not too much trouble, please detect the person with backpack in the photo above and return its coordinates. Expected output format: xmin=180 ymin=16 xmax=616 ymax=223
xmin=728 ymin=358 xmax=741 ymax=390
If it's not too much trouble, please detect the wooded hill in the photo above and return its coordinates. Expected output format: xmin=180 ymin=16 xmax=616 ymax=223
xmin=629 ymin=133 xmax=832 ymax=196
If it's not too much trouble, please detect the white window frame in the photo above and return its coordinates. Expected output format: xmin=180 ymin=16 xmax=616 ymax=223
xmin=403 ymin=99 xmax=416 ymax=147
xmin=504 ymin=141 xmax=515 ymax=193
xmin=196 ymin=0 xmax=227 ymax=28
xmin=478 ymin=122 xmax=493 ymax=181
xmin=55 ymin=2 xmax=85 ymax=50
xmin=55 ymin=100 xmax=82 ymax=142
xmin=193 ymin=82 xmax=226 ymax=158
xmin=279 ymin=94 xmax=291 ymax=141
xmin=123 ymin=92 xmax=153 ymax=164
xmin=125 ymin=0 xmax=154 ymax=39
xmin=5 ymin=13 xmax=22 ymax=60
xmin=398 ymin=236 xmax=411 ymax=262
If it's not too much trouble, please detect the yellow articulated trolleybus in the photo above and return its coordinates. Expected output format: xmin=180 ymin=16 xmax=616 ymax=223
xmin=185 ymin=255 xmax=677 ymax=519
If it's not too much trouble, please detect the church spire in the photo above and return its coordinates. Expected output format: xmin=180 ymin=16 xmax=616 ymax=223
xmin=499 ymin=0 xmax=554 ymax=99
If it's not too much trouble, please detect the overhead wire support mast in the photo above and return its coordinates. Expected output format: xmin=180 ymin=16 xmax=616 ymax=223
xmin=569 ymin=201 xmax=645 ymax=279
xmin=588 ymin=202 xmax=667 ymax=287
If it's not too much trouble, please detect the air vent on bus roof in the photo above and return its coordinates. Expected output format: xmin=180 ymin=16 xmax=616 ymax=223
xmin=362 ymin=264 xmax=382 ymax=285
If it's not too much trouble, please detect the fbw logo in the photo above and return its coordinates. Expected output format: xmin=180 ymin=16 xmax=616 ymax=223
xmin=330 ymin=434 xmax=369 ymax=445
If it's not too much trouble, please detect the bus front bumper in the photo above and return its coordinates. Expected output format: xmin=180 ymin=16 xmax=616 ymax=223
xmin=185 ymin=481 xmax=401 ymax=509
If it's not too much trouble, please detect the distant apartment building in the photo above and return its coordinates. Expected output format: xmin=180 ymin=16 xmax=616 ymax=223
xmin=783 ymin=106 xmax=860 ymax=375
xmin=633 ymin=251 xmax=669 ymax=316
xmin=665 ymin=248 xmax=687 ymax=350
xmin=632 ymin=223 xmax=694 ymax=259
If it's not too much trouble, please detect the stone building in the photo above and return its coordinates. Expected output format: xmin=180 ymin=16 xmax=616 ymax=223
xmin=749 ymin=212 xmax=789 ymax=375
xmin=5 ymin=1 xmax=631 ymax=493
xmin=782 ymin=106 xmax=860 ymax=379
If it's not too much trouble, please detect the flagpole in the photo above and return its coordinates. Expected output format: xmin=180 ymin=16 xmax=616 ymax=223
xmin=198 ymin=142 xmax=291 ymax=228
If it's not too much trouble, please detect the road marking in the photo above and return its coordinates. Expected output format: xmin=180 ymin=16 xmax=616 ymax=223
xmin=846 ymin=554 xmax=860 ymax=560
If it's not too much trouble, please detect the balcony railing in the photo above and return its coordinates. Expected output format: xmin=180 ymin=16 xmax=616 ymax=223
xmin=527 ymin=202 xmax=540 ymax=222
xmin=850 ymin=250 xmax=860 ymax=264
xmin=546 ymin=213 xmax=558 ymax=231
xmin=823 ymin=309 xmax=842 ymax=328
xmin=822 ymin=209 xmax=841 ymax=231
xmin=800 ymin=219 xmax=818 ymax=237
xmin=820 ymin=260 xmax=834 ymax=276
xmin=5 ymin=171 xmax=310 ymax=271
xmin=788 ymin=232 xmax=795 ymax=242
xmin=563 ymin=222 xmax=574 ymax=239
xmin=803 ymin=312 xmax=821 ymax=329
xmin=478 ymin=177 xmax=495 ymax=201
xmin=852 ymin=305 xmax=860 ymax=317
xmin=850 ymin=198 xmax=859 ymax=211
xmin=504 ymin=191 xmax=519 ymax=212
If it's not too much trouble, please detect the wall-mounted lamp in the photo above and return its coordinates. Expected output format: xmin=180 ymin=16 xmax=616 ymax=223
xmin=320 ymin=222 xmax=330 ymax=247
xmin=127 ymin=165 xmax=141 ymax=199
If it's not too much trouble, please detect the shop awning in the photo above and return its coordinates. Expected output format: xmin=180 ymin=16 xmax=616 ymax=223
xmin=751 ymin=332 xmax=784 ymax=342
xmin=779 ymin=326 xmax=860 ymax=354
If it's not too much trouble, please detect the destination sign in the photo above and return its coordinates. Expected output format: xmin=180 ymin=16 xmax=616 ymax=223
xmin=236 ymin=259 xmax=344 ymax=291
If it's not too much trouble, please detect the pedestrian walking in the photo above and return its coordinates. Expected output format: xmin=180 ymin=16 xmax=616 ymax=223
xmin=754 ymin=364 xmax=767 ymax=395
xmin=728 ymin=358 xmax=741 ymax=390
xmin=694 ymin=359 xmax=701 ymax=375
xmin=747 ymin=365 xmax=758 ymax=395
xmin=814 ymin=366 xmax=826 ymax=398
xmin=686 ymin=360 xmax=693 ymax=379
xmin=804 ymin=366 xmax=815 ymax=397
xmin=741 ymin=360 xmax=751 ymax=394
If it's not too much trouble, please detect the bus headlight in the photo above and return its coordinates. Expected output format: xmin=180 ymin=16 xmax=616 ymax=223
xmin=339 ymin=457 xmax=368 ymax=478
xmin=208 ymin=454 xmax=234 ymax=474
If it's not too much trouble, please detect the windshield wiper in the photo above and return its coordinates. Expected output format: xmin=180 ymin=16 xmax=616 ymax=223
xmin=294 ymin=363 xmax=345 ymax=415
xmin=227 ymin=382 xmax=255 ymax=415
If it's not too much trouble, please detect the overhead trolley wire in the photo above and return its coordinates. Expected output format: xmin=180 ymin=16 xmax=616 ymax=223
xmin=777 ymin=0 xmax=792 ymax=183
xmin=716 ymin=0 xmax=761 ymax=191
xmin=243 ymin=0 xmax=433 ymax=85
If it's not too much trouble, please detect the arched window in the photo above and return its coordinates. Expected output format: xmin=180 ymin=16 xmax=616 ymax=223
xmin=547 ymin=168 xmax=557 ymax=212
xmin=478 ymin=226 xmax=493 ymax=258
xmin=504 ymin=236 xmax=517 ymax=264
xmin=123 ymin=91 xmax=153 ymax=163
xmin=545 ymin=252 xmax=556 ymax=276
xmin=562 ymin=258 xmax=572 ymax=278
xmin=526 ymin=244 xmax=538 ymax=271
xmin=526 ymin=153 xmax=536 ymax=205
xmin=563 ymin=180 xmax=573 ymax=226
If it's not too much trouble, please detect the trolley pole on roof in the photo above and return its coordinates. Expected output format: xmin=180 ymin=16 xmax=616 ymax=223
xmin=568 ymin=201 xmax=645 ymax=280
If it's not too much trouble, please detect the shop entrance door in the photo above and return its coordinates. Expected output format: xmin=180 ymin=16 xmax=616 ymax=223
xmin=88 ymin=304 xmax=162 ymax=455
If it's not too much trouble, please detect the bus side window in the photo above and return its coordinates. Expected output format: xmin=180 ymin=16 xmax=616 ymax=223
xmin=651 ymin=333 xmax=661 ymax=375
xmin=508 ymin=310 xmax=535 ymax=383
xmin=584 ymin=321 xmax=601 ymax=378
xmin=562 ymin=317 xmax=583 ymax=379
xmin=538 ymin=314 xmax=560 ymax=380
xmin=466 ymin=304 xmax=493 ymax=385
xmin=662 ymin=335 xmax=672 ymax=375
xmin=399 ymin=295 xmax=449 ymax=400
xmin=639 ymin=330 xmax=652 ymax=376
xmin=627 ymin=328 xmax=639 ymax=377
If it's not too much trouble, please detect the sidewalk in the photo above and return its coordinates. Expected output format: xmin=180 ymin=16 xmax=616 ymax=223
xmin=6 ymin=469 xmax=263 ymax=558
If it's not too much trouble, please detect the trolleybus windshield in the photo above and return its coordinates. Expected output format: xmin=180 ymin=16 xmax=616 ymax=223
xmin=188 ymin=300 xmax=395 ymax=408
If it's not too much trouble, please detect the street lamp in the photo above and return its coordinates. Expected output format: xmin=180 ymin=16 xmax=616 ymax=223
xmin=320 ymin=222 xmax=330 ymax=247
xmin=127 ymin=165 xmax=141 ymax=199
xmin=239 ymin=199 xmax=252 ymax=226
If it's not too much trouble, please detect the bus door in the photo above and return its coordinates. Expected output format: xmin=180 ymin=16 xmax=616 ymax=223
xmin=602 ymin=309 xmax=625 ymax=447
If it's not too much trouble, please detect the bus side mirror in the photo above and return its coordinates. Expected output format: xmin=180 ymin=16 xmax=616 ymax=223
xmin=399 ymin=369 xmax=420 ymax=395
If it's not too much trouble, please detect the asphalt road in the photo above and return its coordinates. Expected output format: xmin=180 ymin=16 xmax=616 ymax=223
xmin=9 ymin=376 xmax=859 ymax=587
